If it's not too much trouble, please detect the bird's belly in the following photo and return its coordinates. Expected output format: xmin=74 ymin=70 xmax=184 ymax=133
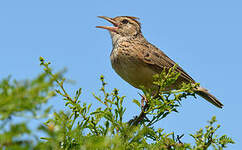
xmin=111 ymin=55 xmax=156 ymax=89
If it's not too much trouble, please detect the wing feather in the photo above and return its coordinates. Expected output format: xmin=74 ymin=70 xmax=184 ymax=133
xmin=135 ymin=40 xmax=195 ymax=83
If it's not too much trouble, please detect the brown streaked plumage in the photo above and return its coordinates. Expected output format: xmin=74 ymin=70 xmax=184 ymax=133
xmin=97 ymin=16 xmax=223 ymax=108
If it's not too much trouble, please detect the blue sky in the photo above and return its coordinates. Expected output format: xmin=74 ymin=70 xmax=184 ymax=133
xmin=0 ymin=0 xmax=241 ymax=148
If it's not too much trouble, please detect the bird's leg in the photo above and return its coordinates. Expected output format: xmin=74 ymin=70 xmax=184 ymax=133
xmin=128 ymin=93 xmax=150 ymax=126
xmin=128 ymin=88 xmax=161 ymax=126
xmin=141 ymin=95 xmax=144 ymax=107
xmin=138 ymin=93 xmax=148 ymax=108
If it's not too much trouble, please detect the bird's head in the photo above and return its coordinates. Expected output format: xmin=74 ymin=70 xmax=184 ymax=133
xmin=97 ymin=16 xmax=142 ymax=37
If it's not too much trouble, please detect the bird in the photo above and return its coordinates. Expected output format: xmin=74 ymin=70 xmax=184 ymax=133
xmin=96 ymin=16 xmax=223 ymax=108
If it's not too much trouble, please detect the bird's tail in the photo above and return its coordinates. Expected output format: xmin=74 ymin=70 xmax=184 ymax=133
xmin=195 ymin=87 xmax=223 ymax=108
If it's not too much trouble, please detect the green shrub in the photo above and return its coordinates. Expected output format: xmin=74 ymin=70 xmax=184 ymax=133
xmin=0 ymin=57 xmax=234 ymax=150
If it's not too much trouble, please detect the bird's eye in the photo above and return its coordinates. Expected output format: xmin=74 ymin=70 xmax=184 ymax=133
xmin=121 ymin=19 xmax=129 ymax=24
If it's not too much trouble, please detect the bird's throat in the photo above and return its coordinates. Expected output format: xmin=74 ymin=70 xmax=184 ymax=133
xmin=109 ymin=31 xmax=139 ymax=48
xmin=109 ymin=32 xmax=123 ymax=47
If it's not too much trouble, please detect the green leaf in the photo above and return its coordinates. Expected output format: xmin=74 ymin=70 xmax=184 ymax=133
xmin=132 ymin=99 xmax=141 ymax=107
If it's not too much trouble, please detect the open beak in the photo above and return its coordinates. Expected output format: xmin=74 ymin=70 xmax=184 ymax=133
xmin=96 ymin=16 xmax=119 ymax=32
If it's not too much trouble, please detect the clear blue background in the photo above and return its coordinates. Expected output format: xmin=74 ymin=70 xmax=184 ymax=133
xmin=0 ymin=0 xmax=241 ymax=149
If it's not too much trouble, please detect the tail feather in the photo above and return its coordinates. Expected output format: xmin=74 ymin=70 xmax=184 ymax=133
xmin=195 ymin=87 xmax=223 ymax=108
